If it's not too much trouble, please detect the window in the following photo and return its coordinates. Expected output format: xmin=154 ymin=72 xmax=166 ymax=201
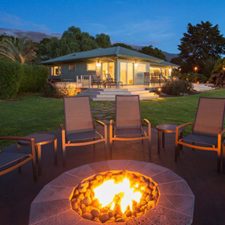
xmin=69 ymin=64 xmax=75 ymax=71
xmin=51 ymin=66 xmax=61 ymax=76
xmin=87 ymin=63 xmax=96 ymax=71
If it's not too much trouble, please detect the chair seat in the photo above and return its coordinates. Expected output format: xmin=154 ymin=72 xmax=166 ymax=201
xmin=181 ymin=133 xmax=218 ymax=147
xmin=66 ymin=130 xmax=102 ymax=142
xmin=115 ymin=127 xmax=144 ymax=138
xmin=0 ymin=152 xmax=31 ymax=170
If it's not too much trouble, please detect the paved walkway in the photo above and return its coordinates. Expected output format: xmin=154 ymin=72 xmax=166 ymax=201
xmin=0 ymin=129 xmax=225 ymax=225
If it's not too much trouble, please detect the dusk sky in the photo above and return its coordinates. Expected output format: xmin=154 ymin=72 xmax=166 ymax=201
xmin=0 ymin=0 xmax=225 ymax=53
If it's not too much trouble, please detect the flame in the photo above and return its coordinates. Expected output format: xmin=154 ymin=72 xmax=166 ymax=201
xmin=93 ymin=177 xmax=142 ymax=213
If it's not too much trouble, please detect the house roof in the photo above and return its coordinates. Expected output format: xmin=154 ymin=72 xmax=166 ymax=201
xmin=42 ymin=46 xmax=178 ymax=67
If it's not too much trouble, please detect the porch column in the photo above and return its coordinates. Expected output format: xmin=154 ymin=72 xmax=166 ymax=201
xmin=115 ymin=58 xmax=120 ymax=87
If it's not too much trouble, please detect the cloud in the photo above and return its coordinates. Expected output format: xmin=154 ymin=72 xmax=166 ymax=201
xmin=0 ymin=12 xmax=50 ymax=33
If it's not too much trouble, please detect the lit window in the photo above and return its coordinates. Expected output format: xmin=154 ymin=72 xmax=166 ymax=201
xmin=51 ymin=66 xmax=61 ymax=76
xmin=69 ymin=64 xmax=75 ymax=71
xmin=87 ymin=63 xmax=96 ymax=71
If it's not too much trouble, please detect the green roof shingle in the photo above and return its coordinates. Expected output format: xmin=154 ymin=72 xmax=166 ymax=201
xmin=42 ymin=46 xmax=173 ymax=65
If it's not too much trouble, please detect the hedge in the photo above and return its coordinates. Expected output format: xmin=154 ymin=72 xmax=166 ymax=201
xmin=0 ymin=59 xmax=48 ymax=99
xmin=0 ymin=59 xmax=22 ymax=99
xmin=19 ymin=64 xmax=48 ymax=93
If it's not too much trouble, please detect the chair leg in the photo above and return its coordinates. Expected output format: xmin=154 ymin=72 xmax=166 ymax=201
xmin=175 ymin=144 xmax=181 ymax=162
xmin=162 ymin=132 xmax=165 ymax=149
xmin=53 ymin=138 xmax=58 ymax=166
xmin=217 ymin=156 xmax=221 ymax=173
xmin=62 ymin=145 xmax=66 ymax=167
xmin=36 ymin=145 xmax=42 ymax=176
xmin=32 ymin=158 xmax=38 ymax=181
xmin=157 ymin=130 xmax=161 ymax=155
xmin=148 ymin=139 xmax=151 ymax=161
xmin=110 ymin=142 xmax=113 ymax=160
xmin=104 ymin=142 xmax=108 ymax=160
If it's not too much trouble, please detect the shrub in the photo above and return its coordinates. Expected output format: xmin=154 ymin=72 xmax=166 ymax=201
xmin=42 ymin=82 xmax=58 ymax=97
xmin=0 ymin=59 xmax=22 ymax=99
xmin=172 ymin=71 xmax=208 ymax=83
xmin=19 ymin=64 xmax=48 ymax=93
xmin=162 ymin=79 xmax=193 ymax=96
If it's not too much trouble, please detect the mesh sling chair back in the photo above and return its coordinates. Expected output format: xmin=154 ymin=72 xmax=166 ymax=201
xmin=62 ymin=96 xmax=107 ymax=165
xmin=109 ymin=95 xmax=151 ymax=160
xmin=175 ymin=97 xmax=225 ymax=172
xmin=0 ymin=136 xmax=38 ymax=181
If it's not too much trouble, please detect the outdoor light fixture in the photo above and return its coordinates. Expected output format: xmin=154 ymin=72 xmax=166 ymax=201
xmin=193 ymin=66 xmax=198 ymax=72
xmin=96 ymin=62 xmax=101 ymax=67
xmin=223 ymin=66 xmax=225 ymax=71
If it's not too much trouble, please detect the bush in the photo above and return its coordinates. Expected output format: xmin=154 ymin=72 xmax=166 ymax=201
xmin=42 ymin=82 xmax=58 ymax=97
xmin=0 ymin=59 xmax=22 ymax=99
xmin=162 ymin=79 xmax=193 ymax=96
xmin=19 ymin=64 xmax=48 ymax=93
xmin=172 ymin=71 xmax=208 ymax=83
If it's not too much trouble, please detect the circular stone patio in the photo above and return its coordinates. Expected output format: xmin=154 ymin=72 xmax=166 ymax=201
xmin=29 ymin=160 xmax=195 ymax=225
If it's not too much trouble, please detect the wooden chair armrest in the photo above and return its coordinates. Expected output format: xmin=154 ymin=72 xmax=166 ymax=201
xmin=218 ymin=129 xmax=225 ymax=147
xmin=176 ymin=122 xmax=193 ymax=131
xmin=96 ymin=120 xmax=107 ymax=140
xmin=143 ymin=119 xmax=151 ymax=137
xmin=0 ymin=136 xmax=34 ymax=143
xmin=175 ymin=122 xmax=193 ymax=142
xmin=0 ymin=136 xmax=36 ymax=158
xmin=96 ymin=120 xmax=107 ymax=127
xmin=143 ymin=119 xmax=151 ymax=126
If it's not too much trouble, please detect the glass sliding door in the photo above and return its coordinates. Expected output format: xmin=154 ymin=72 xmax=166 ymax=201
xmin=102 ymin=62 xmax=115 ymax=80
xmin=134 ymin=63 xmax=147 ymax=84
xmin=119 ymin=62 xmax=133 ymax=85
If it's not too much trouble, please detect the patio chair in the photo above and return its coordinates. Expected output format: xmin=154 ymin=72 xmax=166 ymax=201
xmin=61 ymin=96 xmax=107 ymax=165
xmin=109 ymin=95 xmax=151 ymax=159
xmin=0 ymin=136 xmax=38 ymax=180
xmin=175 ymin=97 xmax=225 ymax=172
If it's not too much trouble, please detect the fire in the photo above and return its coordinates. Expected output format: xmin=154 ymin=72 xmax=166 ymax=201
xmin=93 ymin=177 xmax=142 ymax=213
xmin=71 ymin=170 xmax=160 ymax=223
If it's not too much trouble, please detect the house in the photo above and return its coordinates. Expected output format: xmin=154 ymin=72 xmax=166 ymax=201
xmin=42 ymin=46 xmax=177 ymax=87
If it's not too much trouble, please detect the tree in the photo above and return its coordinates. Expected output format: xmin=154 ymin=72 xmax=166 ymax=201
xmin=0 ymin=36 xmax=36 ymax=64
xmin=112 ymin=42 xmax=134 ymax=50
xmin=79 ymin=32 xmax=98 ymax=51
xmin=95 ymin=33 xmax=111 ymax=48
xmin=140 ymin=45 xmax=166 ymax=60
xmin=37 ymin=37 xmax=61 ymax=61
xmin=178 ymin=21 xmax=225 ymax=76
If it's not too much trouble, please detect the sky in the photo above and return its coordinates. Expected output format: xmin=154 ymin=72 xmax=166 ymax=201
xmin=0 ymin=0 xmax=225 ymax=53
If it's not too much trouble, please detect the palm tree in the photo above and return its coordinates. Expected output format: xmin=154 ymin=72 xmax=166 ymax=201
xmin=0 ymin=37 xmax=36 ymax=64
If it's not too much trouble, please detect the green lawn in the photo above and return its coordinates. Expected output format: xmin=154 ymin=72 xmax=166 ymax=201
xmin=0 ymin=89 xmax=224 ymax=147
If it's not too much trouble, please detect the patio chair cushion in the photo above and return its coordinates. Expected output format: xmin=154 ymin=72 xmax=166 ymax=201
xmin=181 ymin=133 xmax=218 ymax=147
xmin=114 ymin=127 xmax=144 ymax=138
xmin=66 ymin=130 xmax=102 ymax=142
xmin=0 ymin=152 xmax=31 ymax=170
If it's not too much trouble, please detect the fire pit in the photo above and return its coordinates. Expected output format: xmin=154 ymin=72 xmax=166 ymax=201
xmin=71 ymin=170 xmax=160 ymax=223
xmin=29 ymin=160 xmax=195 ymax=225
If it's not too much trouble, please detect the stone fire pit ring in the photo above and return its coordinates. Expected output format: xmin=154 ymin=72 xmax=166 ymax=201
xmin=29 ymin=160 xmax=195 ymax=225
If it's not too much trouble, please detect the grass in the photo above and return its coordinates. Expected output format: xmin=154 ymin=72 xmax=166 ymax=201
xmin=0 ymin=89 xmax=224 ymax=148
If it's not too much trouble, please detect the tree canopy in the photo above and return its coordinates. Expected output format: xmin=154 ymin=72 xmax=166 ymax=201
xmin=140 ymin=45 xmax=166 ymax=60
xmin=177 ymin=21 xmax=225 ymax=76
